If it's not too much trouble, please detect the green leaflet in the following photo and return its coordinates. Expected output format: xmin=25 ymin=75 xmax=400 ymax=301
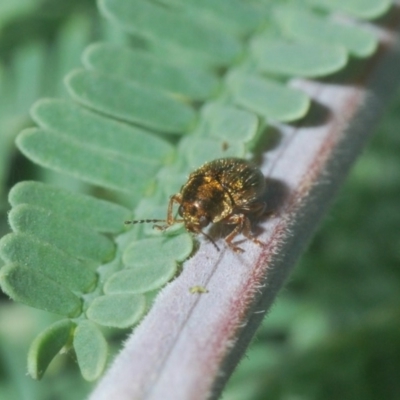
xmin=276 ymin=6 xmax=377 ymax=58
xmin=9 ymin=181 xmax=131 ymax=234
xmin=17 ymin=128 xmax=159 ymax=193
xmin=28 ymin=319 xmax=75 ymax=380
xmin=199 ymin=103 xmax=259 ymax=143
xmin=123 ymin=233 xmax=193 ymax=267
xmin=0 ymin=233 xmax=96 ymax=293
xmin=179 ymin=137 xmax=246 ymax=170
xmin=73 ymin=321 xmax=108 ymax=381
xmin=31 ymin=99 xmax=174 ymax=164
xmin=104 ymin=260 xmax=177 ymax=294
xmin=251 ymin=38 xmax=348 ymax=78
xmin=227 ymin=73 xmax=310 ymax=122
xmin=305 ymin=0 xmax=392 ymax=19
xmin=157 ymin=0 xmax=263 ymax=36
xmin=105 ymin=233 xmax=193 ymax=294
xmin=9 ymin=204 xmax=115 ymax=262
xmin=176 ymin=103 xmax=259 ymax=168
xmin=65 ymin=69 xmax=196 ymax=134
xmin=83 ymin=43 xmax=219 ymax=100
xmin=98 ymin=0 xmax=242 ymax=66
xmin=0 ymin=264 xmax=82 ymax=316
xmin=87 ymin=293 xmax=146 ymax=328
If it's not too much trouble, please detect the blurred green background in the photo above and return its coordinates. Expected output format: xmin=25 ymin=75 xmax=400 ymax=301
xmin=0 ymin=1 xmax=399 ymax=399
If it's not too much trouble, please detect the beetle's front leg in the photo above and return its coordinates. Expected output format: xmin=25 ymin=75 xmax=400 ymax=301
xmin=154 ymin=193 xmax=183 ymax=231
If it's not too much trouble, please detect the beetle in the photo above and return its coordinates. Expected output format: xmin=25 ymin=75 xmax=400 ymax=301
xmin=125 ymin=157 xmax=266 ymax=253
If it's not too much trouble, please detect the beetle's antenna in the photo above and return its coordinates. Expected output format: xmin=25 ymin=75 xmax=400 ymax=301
xmin=201 ymin=231 xmax=220 ymax=251
xmin=124 ymin=219 xmax=166 ymax=225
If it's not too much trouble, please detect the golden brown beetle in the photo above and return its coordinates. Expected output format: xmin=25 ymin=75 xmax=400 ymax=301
xmin=125 ymin=158 xmax=266 ymax=253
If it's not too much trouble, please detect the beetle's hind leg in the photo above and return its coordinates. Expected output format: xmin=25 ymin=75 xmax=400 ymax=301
xmin=224 ymin=213 xmax=264 ymax=253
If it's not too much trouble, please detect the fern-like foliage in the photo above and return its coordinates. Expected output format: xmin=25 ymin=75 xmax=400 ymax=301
xmin=0 ymin=0 xmax=392 ymax=381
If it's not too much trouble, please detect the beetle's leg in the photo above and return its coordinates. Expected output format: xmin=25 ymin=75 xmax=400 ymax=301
xmin=167 ymin=194 xmax=182 ymax=224
xmin=224 ymin=214 xmax=245 ymax=253
xmin=224 ymin=213 xmax=263 ymax=253
xmin=154 ymin=194 xmax=183 ymax=230
xmin=241 ymin=214 xmax=264 ymax=246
